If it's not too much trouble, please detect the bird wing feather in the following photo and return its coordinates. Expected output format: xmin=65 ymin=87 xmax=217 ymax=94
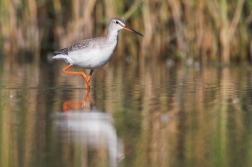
xmin=53 ymin=47 xmax=68 ymax=55
xmin=53 ymin=39 xmax=91 ymax=56
xmin=69 ymin=39 xmax=91 ymax=53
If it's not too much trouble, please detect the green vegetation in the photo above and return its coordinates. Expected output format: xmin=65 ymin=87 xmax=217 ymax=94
xmin=0 ymin=0 xmax=251 ymax=64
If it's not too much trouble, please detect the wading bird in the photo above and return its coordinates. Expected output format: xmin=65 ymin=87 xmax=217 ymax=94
xmin=53 ymin=18 xmax=143 ymax=89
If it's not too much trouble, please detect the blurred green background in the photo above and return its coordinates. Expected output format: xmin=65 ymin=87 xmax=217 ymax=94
xmin=1 ymin=0 xmax=252 ymax=64
xmin=2 ymin=1 xmax=252 ymax=167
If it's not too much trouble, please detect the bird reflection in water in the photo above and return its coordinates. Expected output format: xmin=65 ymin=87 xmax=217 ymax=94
xmin=53 ymin=90 xmax=124 ymax=167
xmin=62 ymin=90 xmax=91 ymax=112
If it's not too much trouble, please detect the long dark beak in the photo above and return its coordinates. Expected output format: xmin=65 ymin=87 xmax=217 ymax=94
xmin=123 ymin=26 xmax=144 ymax=37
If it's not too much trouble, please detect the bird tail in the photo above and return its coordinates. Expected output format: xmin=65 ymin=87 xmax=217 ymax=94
xmin=53 ymin=47 xmax=68 ymax=55
xmin=52 ymin=54 xmax=72 ymax=64
xmin=52 ymin=54 xmax=68 ymax=60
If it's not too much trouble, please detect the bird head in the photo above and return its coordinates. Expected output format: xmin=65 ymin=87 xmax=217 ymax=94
xmin=109 ymin=18 xmax=143 ymax=37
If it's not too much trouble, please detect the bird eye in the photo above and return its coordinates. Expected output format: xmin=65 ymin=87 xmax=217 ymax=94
xmin=116 ymin=21 xmax=119 ymax=24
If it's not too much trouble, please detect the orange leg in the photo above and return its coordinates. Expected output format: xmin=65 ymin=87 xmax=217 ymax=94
xmin=84 ymin=89 xmax=90 ymax=101
xmin=63 ymin=64 xmax=90 ymax=88
xmin=87 ymin=69 xmax=94 ymax=83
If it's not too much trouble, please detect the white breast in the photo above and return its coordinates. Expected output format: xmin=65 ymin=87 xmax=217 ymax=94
xmin=69 ymin=41 xmax=117 ymax=69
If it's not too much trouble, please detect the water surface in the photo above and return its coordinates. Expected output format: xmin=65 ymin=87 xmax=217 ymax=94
xmin=1 ymin=60 xmax=252 ymax=167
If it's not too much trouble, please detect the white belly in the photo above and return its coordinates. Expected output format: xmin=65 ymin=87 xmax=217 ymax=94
xmin=69 ymin=42 xmax=117 ymax=69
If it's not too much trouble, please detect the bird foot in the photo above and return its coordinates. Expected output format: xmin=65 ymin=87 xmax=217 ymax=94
xmin=85 ymin=84 xmax=90 ymax=90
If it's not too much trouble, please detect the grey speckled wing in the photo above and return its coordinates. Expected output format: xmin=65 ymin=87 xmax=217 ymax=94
xmin=53 ymin=47 xmax=68 ymax=55
xmin=69 ymin=39 xmax=91 ymax=53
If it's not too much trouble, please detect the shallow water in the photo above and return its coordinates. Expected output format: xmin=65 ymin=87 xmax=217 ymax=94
xmin=1 ymin=60 xmax=252 ymax=167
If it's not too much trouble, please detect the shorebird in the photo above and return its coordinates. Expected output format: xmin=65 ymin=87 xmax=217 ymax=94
xmin=53 ymin=18 xmax=143 ymax=89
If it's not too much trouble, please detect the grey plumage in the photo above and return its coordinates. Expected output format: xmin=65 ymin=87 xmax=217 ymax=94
xmin=53 ymin=47 xmax=68 ymax=55
xmin=52 ymin=18 xmax=143 ymax=88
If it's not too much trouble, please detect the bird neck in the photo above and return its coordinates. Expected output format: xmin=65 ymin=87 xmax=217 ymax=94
xmin=107 ymin=29 xmax=119 ymax=43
